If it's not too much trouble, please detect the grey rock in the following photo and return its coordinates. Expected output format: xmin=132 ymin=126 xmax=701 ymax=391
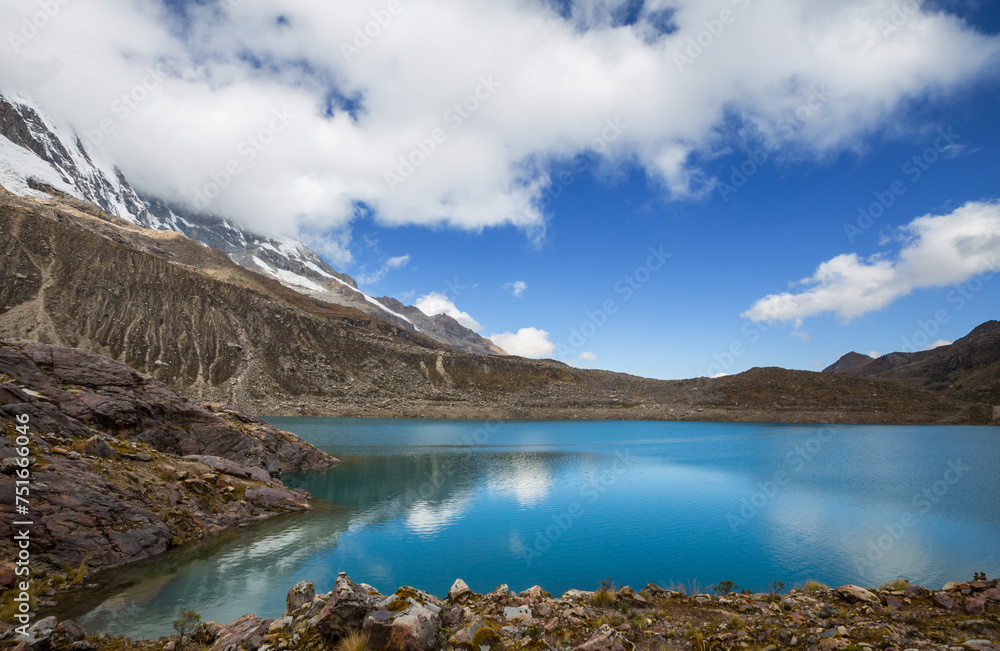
xmin=286 ymin=580 xmax=315 ymax=613
xmin=363 ymin=587 xmax=443 ymax=651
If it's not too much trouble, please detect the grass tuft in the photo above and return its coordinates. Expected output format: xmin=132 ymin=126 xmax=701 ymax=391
xmin=335 ymin=631 xmax=368 ymax=651
xmin=593 ymin=587 xmax=614 ymax=607
xmin=880 ymin=578 xmax=910 ymax=591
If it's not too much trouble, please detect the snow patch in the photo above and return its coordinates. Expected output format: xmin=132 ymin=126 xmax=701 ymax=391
xmin=0 ymin=134 xmax=81 ymax=199
xmin=303 ymin=260 xmax=336 ymax=279
xmin=326 ymin=275 xmax=416 ymax=327
xmin=252 ymin=256 xmax=326 ymax=292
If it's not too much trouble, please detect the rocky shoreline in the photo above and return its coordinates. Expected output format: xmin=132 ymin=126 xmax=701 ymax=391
xmin=0 ymin=341 xmax=338 ymax=603
xmin=4 ymin=573 xmax=999 ymax=651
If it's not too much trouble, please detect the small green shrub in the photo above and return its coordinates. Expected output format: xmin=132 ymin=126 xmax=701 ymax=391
xmin=172 ymin=610 xmax=202 ymax=647
xmin=710 ymin=580 xmax=737 ymax=596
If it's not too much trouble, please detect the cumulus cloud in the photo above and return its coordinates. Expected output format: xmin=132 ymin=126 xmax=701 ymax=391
xmin=927 ymin=339 xmax=952 ymax=350
xmin=578 ymin=351 xmax=597 ymax=361
xmin=415 ymin=292 xmax=482 ymax=330
xmin=504 ymin=281 xmax=528 ymax=297
xmin=488 ymin=327 xmax=556 ymax=358
xmin=1 ymin=0 xmax=997 ymax=249
xmin=742 ymin=201 xmax=1000 ymax=324
xmin=711 ymin=372 xmax=730 ymax=378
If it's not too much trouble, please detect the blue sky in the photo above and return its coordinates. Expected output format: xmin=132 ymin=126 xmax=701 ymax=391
xmin=345 ymin=2 xmax=1000 ymax=379
xmin=357 ymin=77 xmax=1000 ymax=379
xmin=4 ymin=0 xmax=998 ymax=380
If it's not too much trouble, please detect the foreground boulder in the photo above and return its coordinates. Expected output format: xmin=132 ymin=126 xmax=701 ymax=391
xmin=209 ymin=614 xmax=273 ymax=651
xmin=835 ymin=584 xmax=879 ymax=604
xmin=313 ymin=573 xmax=375 ymax=639
xmin=363 ymin=587 xmax=444 ymax=651
xmin=287 ymin=580 xmax=316 ymax=613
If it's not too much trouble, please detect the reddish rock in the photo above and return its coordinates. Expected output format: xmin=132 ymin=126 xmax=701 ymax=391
xmin=883 ymin=594 xmax=903 ymax=609
xmin=574 ymin=625 xmax=631 ymax=651
xmin=836 ymin=585 xmax=879 ymax=604
xmin=983 ymin=588 xmax=1000 ymax=602
xmin=314 ymin=573 xmax=373 ymax=639
xmin=55 ymin=620 xmax=85 ymax=641
xmin=933 ymin=593 xmax=956 ymax=609
xmin=82 ymin=435 xmax=117 ymax=459
xmin=183 ymin=455 xmax=272 ymax=483
xmin=0 ymin=562 xmax=16 ymax=586
xmin=965 ymin=596 xmax=987 ymax=615
xmin=286 ymin=580 xmax=315 ymax=613
xmin=208 ymin=614 xmax=272 ymax=651
xmin=519 ymin=585 xmax=551 ymax=602
xmin=245 ymin=487 xmax=310 ymax=510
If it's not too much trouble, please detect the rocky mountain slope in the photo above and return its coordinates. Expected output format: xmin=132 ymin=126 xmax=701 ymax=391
xmin=375 ymin=296 xmax=508 ymax=355
xmin=0 ymin=185 xmax=994 ymax=425
xmin=824 ymin=321 xmax=1000 ymax=405
xmin=0 ymin=91 xmax=502 ymax=356
xmin=0 ymin=340 xmax=337 ymax=585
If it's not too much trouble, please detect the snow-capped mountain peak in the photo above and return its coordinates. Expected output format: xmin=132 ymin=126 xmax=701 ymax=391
xmin=0 ymin=90 xmax=504 ymax=356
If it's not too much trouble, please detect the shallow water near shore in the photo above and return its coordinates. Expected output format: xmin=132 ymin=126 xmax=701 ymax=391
xmin=63 ymin=419 xmax=1000 ymax=638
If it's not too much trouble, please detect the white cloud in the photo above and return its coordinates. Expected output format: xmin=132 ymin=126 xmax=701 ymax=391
xmin=488 ymin=327 xmax=555 ymax=358
xmin=357 ymin=253 xmax=411 ymax=285
xmin=743 ymin=201 xmax=1000 ymax=324
xmin=868 ymin=351 xmax=881 ymax=359
xmin=1 ymin=0 xmax=997 ymax=245
xmin=504 ymin=280 xmax=528 ymax=297
xmin=711 ymin=372 xmax=730 ymax=378
xmin=414 ymin=292 xmax=482 ymax=330
xmin=578 ymin=351 xmax=597 ymax=361
xmin=927 ymin=339 xmax=952 ymax=350
xmin=792 ymin=331 xmax=812 ymax=343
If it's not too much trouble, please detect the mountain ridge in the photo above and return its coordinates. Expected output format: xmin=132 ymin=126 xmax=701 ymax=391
xmin=0 ymin=91 xmax=503 ymax=356
xmin=0 ymin=181 xmax=993 ymax=424
xmin=823 ymin=320 xmax=1000 ymax=405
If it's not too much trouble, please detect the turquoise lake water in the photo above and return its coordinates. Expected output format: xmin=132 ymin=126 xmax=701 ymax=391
xmin=67 ymin=419 xmax=1000 ymax=638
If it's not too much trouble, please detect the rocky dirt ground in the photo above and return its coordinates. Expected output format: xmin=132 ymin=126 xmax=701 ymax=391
xmin=3 ymin=574 xmax=998 ymax=651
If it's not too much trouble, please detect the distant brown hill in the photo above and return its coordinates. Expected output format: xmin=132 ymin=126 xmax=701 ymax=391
xmin=823 ymin=321 xmax=1000 ymax=406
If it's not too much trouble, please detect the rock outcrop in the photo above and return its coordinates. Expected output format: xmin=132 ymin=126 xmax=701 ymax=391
xmin=0 ymin=341 xmax=337 ymax=589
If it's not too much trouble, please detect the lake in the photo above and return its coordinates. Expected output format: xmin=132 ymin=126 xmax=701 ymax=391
xmin=65 ymin=419 xmax=1000 ymax=638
